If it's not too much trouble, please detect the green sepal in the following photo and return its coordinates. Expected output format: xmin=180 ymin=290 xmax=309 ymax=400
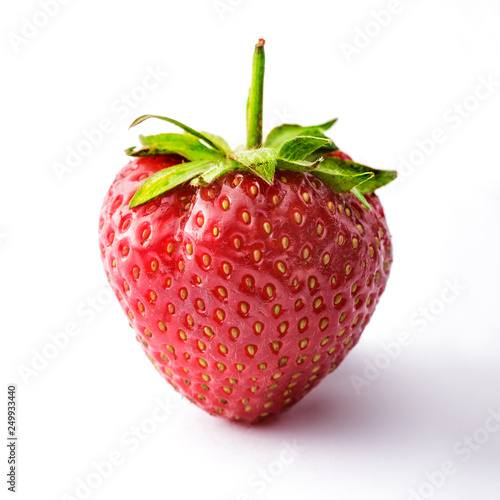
xmin=129 ymin=160 xmax=213 ymax=208
xmin=350 ymin=187 xmax=371 ymax=210
xmin=265 ymin=119 xmax=338 ymax=150
xmin=126 ymin=133 xmax=224 ymax=162
xmin=199 ymin=131 xmax=232 ymax=155
xmin=129 ymin=115 xmax=224 ymax=152
xmin=276 ymin=157 xmax=322 ymax=172
xmin=356 ymin=168 xmax=397 ymax=194
xmin=313 ymin=156 xmax=374 ymax=193
xmin=279 ymin=136 xmax=333 ymax=161
xmin=321 ymin=156 xmax=397 ymax=194
xmin=193 ymin=158 xmax=236 ymax=185
xmin=230 ymin=147 xmax=277 ymax=184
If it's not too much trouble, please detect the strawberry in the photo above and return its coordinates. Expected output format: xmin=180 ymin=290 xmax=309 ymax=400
xmin=99 ymin=40 xmax=396 ymax=423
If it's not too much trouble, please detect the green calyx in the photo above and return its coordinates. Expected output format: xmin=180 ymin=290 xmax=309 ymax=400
xmin=127 ymin=40 xmax=396 ymax=209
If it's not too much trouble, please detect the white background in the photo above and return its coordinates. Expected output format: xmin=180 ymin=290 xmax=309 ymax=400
xmin=2 ymin=1 xmax=500 ymax=499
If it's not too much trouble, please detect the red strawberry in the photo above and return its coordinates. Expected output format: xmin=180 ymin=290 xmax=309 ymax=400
xmin=99 ymin=40 xmax=396 ymax=423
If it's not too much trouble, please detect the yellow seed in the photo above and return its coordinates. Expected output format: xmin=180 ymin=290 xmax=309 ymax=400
xmin=198 ymin=340 xmax=206 ymax=351
xmin=166 ymin=345 xmax=175 ymax=353
xmin=246 ymin=345 xmax=256 ymax=356
xmin=216 ymin=309 xmax=225 ymax=321
xmin=178 ymin=330 xmax=187 ymax=341
xmin=253 ymin=249 xmax=262 ymax=262
xmin=322 ymin=253 xmax=330 ymax=265
xmin=213 ymin=226 xmax=219 ymax=236
xmin=204 ymin=326 xmax=214 ymax=337
xmin=271 ymin=341 xmax=280 ymax=352
xmin=345 ymin=208 xmax=351 ymax=216
xmin=202 ymin=373 xmax=211 ymax=382
xmin=240 ymin=302 xmax=249 ymax=314
xmin=199 ymin=358 xmax=207 ymax=367
xmin=254 ymin=322 xmax=263 ymax=334
xmin=352 ymin=238 xmax=358 ymax=249
xmin=196 ymin=299 xmax=205 ymax=310
xmin=352 ymin=315 xmax=359 ymax=325
xmin=236 ymin=363 xmax=245 ymax=371
xmin=263 ymin=222 xmax=271 ymax=234
xmin=202 ymin=254 xmax=211 ymax=267
xmin=339 ymin=312 xmax=346 ymax=323
xmin=218 ymin=287 xmax=227 ymax=298
xmin=230 ymin=327 xmax=240 ymax=339
xmin=369 ymin=246 xmax=375 ymax=258
xmin=186 ymin=315 xmax=194 ymax=327
xmin=278 ymin=322 xmax=287 ymax=334
xmin=259 ymin=362 xmax=267 ymax=371
xmin=316 ymin=224 xmax=323 ymax=236
xmin=302 ymin=247 xmax=310 ymax=260
xmin=338 ymin=234 xmax=344 ymax=246
xmin=308 ymin=277 xmax=316 ymax=289
xmin=217 ymin=362 xmax=226 ymax=371
xmin=158 ymin=321 xmax=166 ymax=332
xmin=223 ymin=386 xmax=232 ymax=394
xmin=320 ymin=318 xmax=329 ymax=330
xmin=376 ymin=236 xmax=380 ymax=248
xmin=312 ymin=354 xmax=321 ymax=362
xmin=299 ymin=339 xmax=309 ymax=349
xmin=327 ymin=201 xmax=334 ymax=212
xmin=314 ymin=297 xmax=323 ymax=309
xmin=297 ymin=355 xmax=306 ymax=364
xmin=233 ymin=237 xmax=241 ymax=249
xmin=222 ymin=199 xmax=229 ymax=210
xmin=356 ymin=224 xmax=364 ymax=234
xmin=334 ymin=293 xmax=342 ymax=304
xmin=299 ymin=318 xmax=307 ymax=330
xmin=276 ymin=261 xmax=286 ymax=273
xmin=345 ymin=264 xmax=352 ymax=275
xmin=242 ymin=211 xmax=250 ymax=224
xmin=250 ymin=185 xmax=258 ymax=196
xmin=293 ymin=211 xmax=302 ymax=224
xmin=301 ymin=192 xmax=310 ymax=203
xmin=222 ymin=262 xmax=231 ymax=275
xmin=320 ymin=336 xmax=329 ymax=346
xmin=186 ymin=243 xmax=193 ymax=254
xmin=281 ymin=236 xmax=290 ymax=249
xmin=264 ymin=401 xmax=274 ymax=408
xmin=272 ymin=372 xmax=282 ymax=379
xmin=219 ymin=344 xmax=228 ymax=354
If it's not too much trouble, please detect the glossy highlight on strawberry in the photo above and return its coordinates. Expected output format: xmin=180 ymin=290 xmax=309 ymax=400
xmin=98 ymin=40 xmax=396 ymax=423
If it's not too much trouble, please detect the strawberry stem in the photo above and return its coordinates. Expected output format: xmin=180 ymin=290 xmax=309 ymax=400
xmin=246 ymin=39 xmax=266 ymax=149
